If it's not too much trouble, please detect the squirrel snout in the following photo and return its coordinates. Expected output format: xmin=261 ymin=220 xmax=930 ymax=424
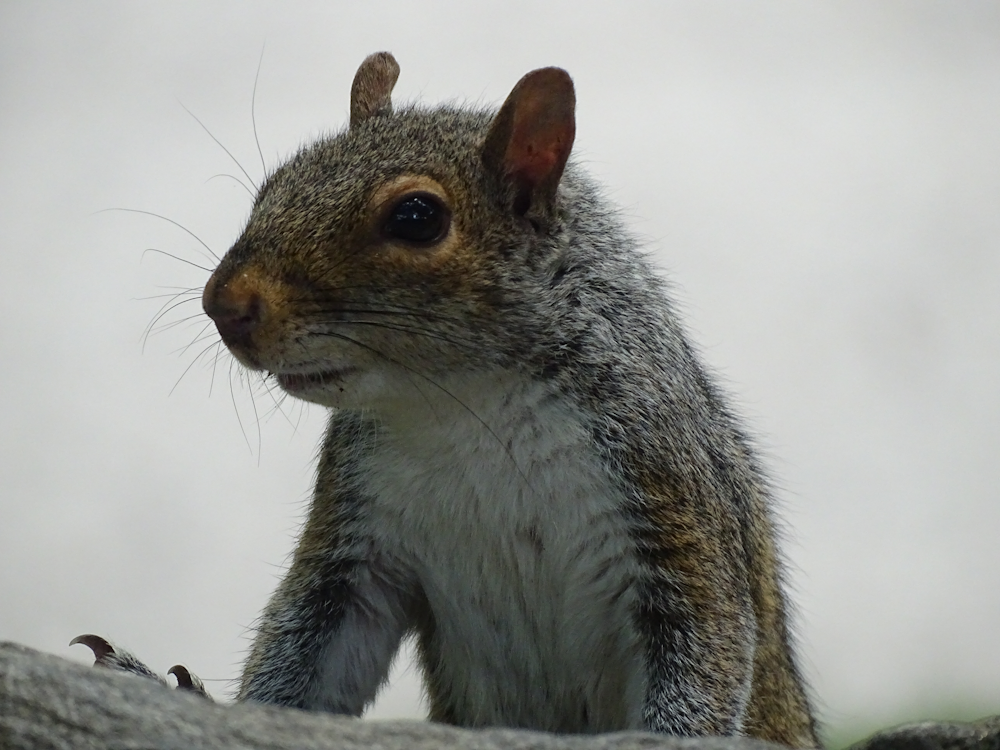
xmin=202 ymin=272 xmax=265 ymax=349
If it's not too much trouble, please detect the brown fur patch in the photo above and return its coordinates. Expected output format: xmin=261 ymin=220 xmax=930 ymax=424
xmin=204 ymin=264 xmax=297 ymax=367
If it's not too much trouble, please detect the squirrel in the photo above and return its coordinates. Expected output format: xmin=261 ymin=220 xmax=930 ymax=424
xmin=75 ymin=52 xmax=819 ymax=748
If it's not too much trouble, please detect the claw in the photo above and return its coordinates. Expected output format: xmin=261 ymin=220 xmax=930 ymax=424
xmin=168 ymin=664 xmax=212 ymax=700
xmin=70 ymin=633 xmax=167 ymax=685
xmin=69 ymin=634 xmax=115 ymax=663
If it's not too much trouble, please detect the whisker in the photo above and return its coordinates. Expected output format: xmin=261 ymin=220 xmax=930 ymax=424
xmin=312 ymin=330 xmax=531 ymax=489
xmin=146 ymin=312 xmax=208 ymax=342
xmin=245 ymin=369 xmax=263 ymax=464
xmin=292 ymin=394 xmax=307 ymax=433
xmin=207 ymin=173 xmax=255 ymax=199
xmin=260 ymin=377 xmax=299 ymax=432
xmin=252 ymin=44 xmax=267 ymax=178
xmin=155 ymin=284 xmax=205 ymax=290
xmin=302 ymin=302 xmax=491 ymax=345
xmin=176 ymin=322 xmax=217 ymax=356
xmin=301 ymin=334 xmax=439 ymax=425
xmin=169 ymin=340 xmax=222 ymax=396
xmin=137 ymin=288 xmax=201 ymax=301
xmin=100 ymin=207 xmax=220 ymax=263
xmin=142 ymin=293 xmax=195 ymax=344
xmin=314 ymin=319 xmax=482 ymax=350
xmin=290 ymin=294 xmax=482 ymax=327
xmin=142 ymin=248 xmax=214 ymax=274
xmin=313 ymin=308 xmax=476 ymax=328
xmin=228 ymin=359 xmax=254 ymax=455
xmin=209 ymin=340 xmax=224 ymax=398
xmin=142 ymin=292 xmax=202 ymax=344
xmin=144 ymin=310 xmax=204 ymax=352
xmin=178 ymin=100 xmax=256 ymax=194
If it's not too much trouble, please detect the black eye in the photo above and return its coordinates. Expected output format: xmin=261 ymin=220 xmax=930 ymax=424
xmin=383 ymin=193 xmax=450 ymax=245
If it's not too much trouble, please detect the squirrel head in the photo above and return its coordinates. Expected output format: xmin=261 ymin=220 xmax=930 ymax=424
xmin=202 ymin=52 xmax=577 ymax=408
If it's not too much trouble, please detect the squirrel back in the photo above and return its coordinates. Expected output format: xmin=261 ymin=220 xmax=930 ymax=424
xmin=198 ymin=53 xmax=819 ymax=747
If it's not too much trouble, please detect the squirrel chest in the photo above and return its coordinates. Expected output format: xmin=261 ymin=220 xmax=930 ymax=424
xmin=346 ymin=374 xmax=644 ymax=731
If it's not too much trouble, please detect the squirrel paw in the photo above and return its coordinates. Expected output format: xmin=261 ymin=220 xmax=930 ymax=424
xmin=168 ymin=663 xmax=212 ymax=700
xmin=71 ymin=634 xmax=214 ymax=699
xmin=70 ymin=634 xmax=167 ymax=685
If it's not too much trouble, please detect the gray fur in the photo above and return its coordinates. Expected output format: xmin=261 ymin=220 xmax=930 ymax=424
xmin=99 ymin=56 xmax=820 ymax=748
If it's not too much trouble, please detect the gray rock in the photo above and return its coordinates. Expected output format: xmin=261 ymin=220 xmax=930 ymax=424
xmin=3 ymin=641 xmax=998 ymax=750
xmin=0 ymin=642 xmax=778 ymax=750
xmin=845 ymin=715 xmax=1000 ymax=750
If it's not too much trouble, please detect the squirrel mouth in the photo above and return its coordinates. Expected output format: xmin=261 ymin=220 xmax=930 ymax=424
xmin=275 ymin=368 xmax=357 ymax=393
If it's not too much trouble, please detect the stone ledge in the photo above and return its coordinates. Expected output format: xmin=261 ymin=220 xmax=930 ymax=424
xmin=2 ymin=641 xmax=998 ymax=750
xmin=0 ymin=641 xmax=779 ymax=750
xmin=845 ymin=715 xmax=1000 ymax=750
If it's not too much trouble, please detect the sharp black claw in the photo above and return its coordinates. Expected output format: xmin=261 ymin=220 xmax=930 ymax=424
xmin=70 ymin=634 xmax=116 ymax=664
xmin=69 ymin=633 xmax=167 ymax=685
xmin=168 ymin=664 xmax=212 ymax=699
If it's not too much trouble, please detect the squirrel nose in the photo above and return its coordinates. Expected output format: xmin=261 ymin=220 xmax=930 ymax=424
xmin=202 ymin=272 xmax=265 ymax=348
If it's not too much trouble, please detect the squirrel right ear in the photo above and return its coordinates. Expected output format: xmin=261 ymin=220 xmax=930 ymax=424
xmin=350 ymin=52 xmax=400 ymax=128
xmin=482 ymin=67 xmax=576 ymax=216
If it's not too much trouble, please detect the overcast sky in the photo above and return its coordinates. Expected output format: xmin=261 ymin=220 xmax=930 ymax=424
xmin=2 ymin=2 xmax=998 ymax=745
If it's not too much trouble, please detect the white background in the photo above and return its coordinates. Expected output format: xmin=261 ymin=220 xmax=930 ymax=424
xmin=2 ymin=3 xmax=998 ymax=745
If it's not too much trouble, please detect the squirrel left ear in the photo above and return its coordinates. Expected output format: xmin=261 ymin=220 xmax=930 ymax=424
xmin=482 ymin=67 xmax=576 ymax=216
xmin=350 ymin=52 xmax=400 ymax=128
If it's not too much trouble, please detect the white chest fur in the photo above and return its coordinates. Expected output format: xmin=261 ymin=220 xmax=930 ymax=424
xmin=357 ymin=372 xmax=646 ymax=732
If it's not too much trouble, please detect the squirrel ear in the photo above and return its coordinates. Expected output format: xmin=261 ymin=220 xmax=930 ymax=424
xmin=350 ymin=52 xmax=400 ymax=128
xmin=482 ymin=67 xmax=576 ymax=215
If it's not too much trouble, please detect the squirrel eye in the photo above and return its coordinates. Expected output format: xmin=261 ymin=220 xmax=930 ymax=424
xmin=383 ymin=193 xmax=450 ymax=246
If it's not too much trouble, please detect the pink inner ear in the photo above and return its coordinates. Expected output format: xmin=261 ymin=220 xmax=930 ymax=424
xmin=510 ymin=140 xmax=563 ymax=185
xmin=483 ymin=66 xmax=576 ymax=199
xmin=503 ymin=72 xmax=575 ymax=190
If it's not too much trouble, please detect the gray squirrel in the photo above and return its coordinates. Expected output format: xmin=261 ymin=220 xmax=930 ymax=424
xmin=75 ymin=52 xmax=819 ymax=747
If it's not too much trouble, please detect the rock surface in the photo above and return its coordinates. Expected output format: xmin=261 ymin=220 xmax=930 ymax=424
xmin=1 ymin=641 xmax=997 ymax=750
xmin=845 ymin=715 xmax=1000 ymax=750
xmin=0 ymin=642 xmax=779 ymax=750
